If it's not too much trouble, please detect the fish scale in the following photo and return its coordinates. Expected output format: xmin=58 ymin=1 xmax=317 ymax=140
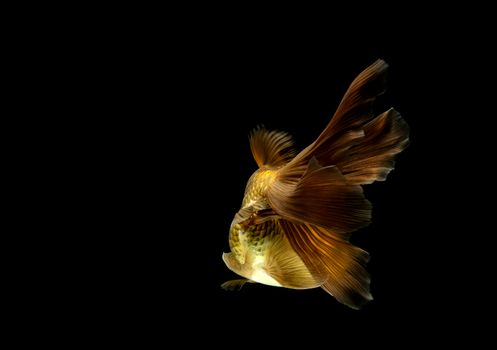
xmin=221 ymin=60 xmax=409 ymax=309
xmin=229 ymin=169 xmax=278 ymax=264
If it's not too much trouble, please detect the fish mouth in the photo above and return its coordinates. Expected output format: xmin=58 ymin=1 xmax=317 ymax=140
xmin=222 ymin=252 xmax=241 ymax=272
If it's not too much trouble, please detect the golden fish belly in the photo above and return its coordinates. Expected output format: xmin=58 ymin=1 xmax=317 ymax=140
xmin=228 ymin=220 xmax=282 ymax=286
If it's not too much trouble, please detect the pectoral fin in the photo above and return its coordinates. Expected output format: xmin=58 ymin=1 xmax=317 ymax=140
xmin=221 ymin=279 xmax=253 ymax=291
xmin=279 ymin=219 xmax=372 ymax=309
xmin=262 ymin=227 xmax=323 ymax=289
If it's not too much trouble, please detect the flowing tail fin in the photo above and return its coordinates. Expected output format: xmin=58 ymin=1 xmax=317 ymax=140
xmin=280 ymin=59 xmax=409 ymax=185
xmin=268 ymin=157 xmax=371 ymax=235
xmin=262 ymin=60 xmax=409 ymax=308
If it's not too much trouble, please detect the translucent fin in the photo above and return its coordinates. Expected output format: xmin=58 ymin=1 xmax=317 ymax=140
xmin=279 ymin=220 xmax=372 ymax=309
xmin=221 ymin=279 xmax=251 ymax=291
xmin=285 ymin=59 xmax=390 ymax=173
xmin=249 ymin=126 xmax=296 ymax=168
xmin=339 ymin=108 xmax=409 ymax=184
xmin=263 ymin=227 xmax=322 ymax=289
xmin=268 ymin=158 xmax=371 ymax=235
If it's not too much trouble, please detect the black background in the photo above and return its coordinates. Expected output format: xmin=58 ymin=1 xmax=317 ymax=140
xmin=67 ymin=11 xmax=490 ymax=345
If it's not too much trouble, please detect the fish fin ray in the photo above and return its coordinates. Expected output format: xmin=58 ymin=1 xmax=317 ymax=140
xmin=269 ymin=159 xmax=371 ymax=235
xmin=339 ymin=108 xmax=409 ymax=184
xmin=263 ymin=226 xmax=322 ymax=289
xmin=221 ymin=279 xmax=251 ymax=291
xmin=280 ymin=220 xmax=372 ymax=309
xmin=284 ymin=59 xmax=390 ymax=173
xmin=249 ymin=126 xmax=296 ymax=168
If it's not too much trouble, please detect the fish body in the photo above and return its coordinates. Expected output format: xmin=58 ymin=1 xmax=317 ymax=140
xmin=222 ymin=60 xmax=409 ymax=309
xmin=225 ymin=169 xmax=318 ymax=288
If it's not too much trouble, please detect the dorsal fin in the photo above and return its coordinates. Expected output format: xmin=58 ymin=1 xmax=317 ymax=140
xmin=249 ymin=126 xmax=296 ymax=168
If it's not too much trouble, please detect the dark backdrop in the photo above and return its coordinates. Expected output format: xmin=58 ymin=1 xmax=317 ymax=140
xmin=78 ymin=19 xmax=484 ymax=345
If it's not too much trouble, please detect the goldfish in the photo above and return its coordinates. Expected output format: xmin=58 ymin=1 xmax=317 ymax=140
xmin=222 ymin=60 xmax=409 ymax=309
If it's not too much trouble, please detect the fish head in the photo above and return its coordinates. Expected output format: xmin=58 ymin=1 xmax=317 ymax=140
xmin=222 ymin=252 xmax=252 ymax=280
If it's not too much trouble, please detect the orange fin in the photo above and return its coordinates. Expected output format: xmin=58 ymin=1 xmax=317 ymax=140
xmin=269 ymin=159 xmax=371 ymax=235
xmin=279 ymin=220 xmax=372 ymax=309
xmin=285 ymin=59 xmax=390 ymax=174
xmin=263 ymin=227 xmax=322 ymax=289
xmin=339 ymin=108 xmax=409 ymax=184
xmin=249 ymin=126 xmax=296 ymax=168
